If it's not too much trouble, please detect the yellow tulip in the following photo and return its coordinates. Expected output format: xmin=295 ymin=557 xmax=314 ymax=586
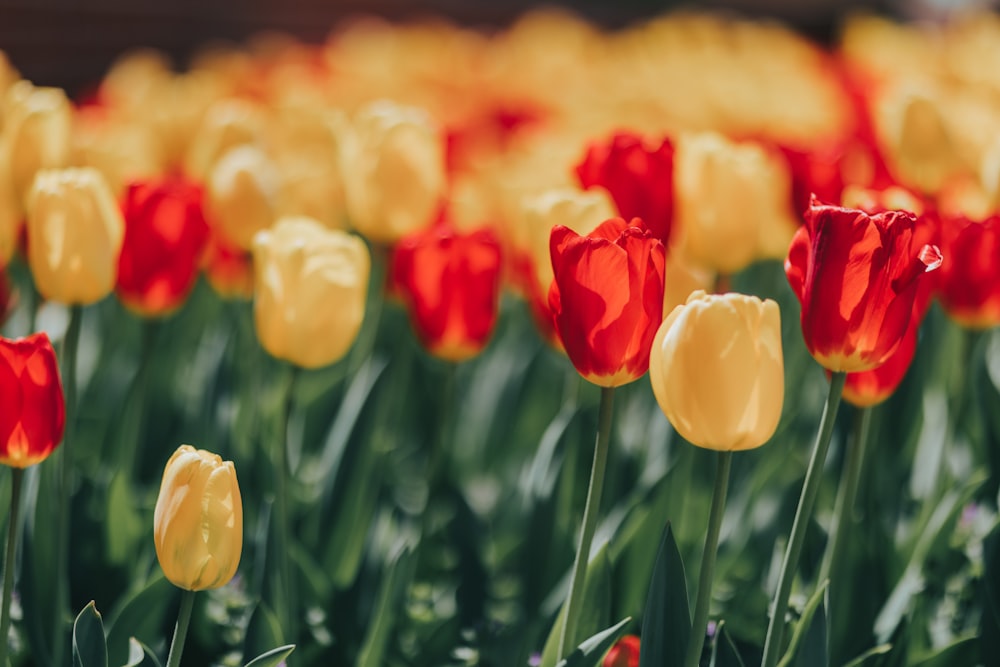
xmin=339 ymin=100 xmax=446 ymax=244
xmin=650 ymin=290 xmax=784 ymax=451
xmin=252 ymin=217 xmax=370 ymax=369
xmin=206 ymin=144 xmax=280 ymax=250
xmin=25 ymin=167 xmax=125 ymax=305
xmin=673 ymin=132 xmax=799 ymax=274
xmin=154 ymin=445 xmax=243 ymax=591
xmin=0 ymin=81 xmax=72 ymax=207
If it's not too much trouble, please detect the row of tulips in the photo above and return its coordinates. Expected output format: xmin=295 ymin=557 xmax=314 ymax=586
xmin=1 ymin=7 xmax=999 ymax=667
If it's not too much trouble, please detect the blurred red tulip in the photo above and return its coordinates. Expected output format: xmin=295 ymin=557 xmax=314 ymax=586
xmin=936 ymin=212 xmax=1000 ymax=330
xmin=603 ymin=635 xmax=640 ymax=667
xmin=0 ymin=332 xmax=65 ymax=468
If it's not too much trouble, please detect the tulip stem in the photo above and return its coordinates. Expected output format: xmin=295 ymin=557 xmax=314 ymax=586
xmin=123 ymin=319 xmax=159 ymax=481
xmin=557 ymin=385 xmax=615 ymax=661
xmin=273 ymin=365 xmax=298 ymax=642
xmin=822 ymin=405 xmax=873 ymax=664
xmin=0 ymin=469 xmax=24 ymax=667
xmin=761 ymin=371 xmax=846 ymax=667
xmin=165 ymin=589 xmax=196 ymax=667
xmin=685 ymin=450 xmax=733 ymax=667
xmin=53 ymin=304 xmax=82 ymax=667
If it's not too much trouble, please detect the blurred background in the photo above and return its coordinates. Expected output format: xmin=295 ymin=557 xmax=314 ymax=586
xmin=0 ymin=0 xmax=971 ymax=98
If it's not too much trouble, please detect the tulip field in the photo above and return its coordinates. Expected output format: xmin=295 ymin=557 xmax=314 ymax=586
xmin=3 ymin=7 xmax=1000 ymax=667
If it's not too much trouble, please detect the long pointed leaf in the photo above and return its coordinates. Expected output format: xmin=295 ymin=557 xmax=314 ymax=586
xmin=73 ymin=601 xmax=108 ymax=667
xmin=556 ymin=617 xmax=632 ymax=667
xmin=639 ymin=523 xmax=691 ymax=667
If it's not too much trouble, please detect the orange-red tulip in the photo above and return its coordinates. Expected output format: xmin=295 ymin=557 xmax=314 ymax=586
xmin=785 ymin=197 xmax=941 ymax=372
xmin=575 ymin=132 xmax=675 ymax=244
xmin=117 ymin=177 xmax=210 ymax=316
xmin=549 ymin=217 xmax=665 ymax=387
xmin=603 ymin=635 xmax=640 ymax=667
xmin=935 ymin=212 xmax=1000 ymax=330
xmin=0 ymin=333 xmax=65 ymax=468
xmin=842 ymin=321 xmax=919 ymax=407
xmin=392 ymin=225 xmax=503 ymax=362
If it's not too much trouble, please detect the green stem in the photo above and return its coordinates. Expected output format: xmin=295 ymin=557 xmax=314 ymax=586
xmin=273 ymin=365 xmax=298 ymax=641
xmin=53 ymin=304 xmax=82 ymax=667
xmin=761 ymin=371 xmax=846 ymax=667
xmin=122 ymin=319 xmax=158 ymax=481
xmin=164 ymin=589 xmax=196 ymax=667
xmin=427 ymin=362 xmax=457 ymax=491
xmin=685 ymin=450 xmax=733 ymax=667
xmin=822 ymin=406 xmax=873 ymax=665
xmin=557 ymin=386 xmax=615 ymax=661
xmin=0 ymin=469 xmax=24 ymax=667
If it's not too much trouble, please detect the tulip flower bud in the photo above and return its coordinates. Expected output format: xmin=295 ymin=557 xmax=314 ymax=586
xmin=26 ymin=167 xmax=125 ymax=305
xmin=252 ymin=217 xmax=370 ymax=369
xmin=603 ymin=635 xmax=640 ymax=667
xmin=674 ymin=132 xmax=799 ymax=274
xmin=154 ymin=445 xmax=243 ymax=591
xmin=206 ymin=144 xmax=281 ymax=250
xmin=0 ymin=81 xmax=72 ymax=207
xmin=650 ymin=291 xmax=784 ymax=451
xmin=0 ymin=332 xmax=65 ymax=468
xmin=339 ymin=100 xmax=446 ymax=244
xmin=184 ymin=98 xmax=267 ymax=180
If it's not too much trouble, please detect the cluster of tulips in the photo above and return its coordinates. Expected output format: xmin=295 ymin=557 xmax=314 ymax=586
xmin=1 ymin=6 xmax=1000 ymax=667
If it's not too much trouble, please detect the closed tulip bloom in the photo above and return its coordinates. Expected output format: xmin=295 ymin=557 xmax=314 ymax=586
xmin=26 ymin=167 xmax=125 ymax=305
xmin=575 ymin=132 xmax=675 ymax=244
xmin=339 ymin=100 xmax=446 ymax=244
xmin=674 ymin=132 xmax=799 ymax=274
xmin=0 ymin=81 xmax=72 ymax=208
xmin=117 ymin=177 xmax=211 ymax=316
xmin=202 ymin=232 xmax=254 ymax=300
xmin=206 ymin=145 xmax=280 ymax=250
xmin=603 ymin=635 xmax=640 ymax=667
xmin=154 ymin=445 xmax=243 ymax=591
xmin=785 ymin=197 xmax=942 ymax=372
xmin=550 ymin=217 xmax=665 ymax=387
xmin=252 ymin=217 xmax=370 ymax=369
xmin=650 ymin=291 xmax=783 ymax=451
xmin=0 ymin=333 xmax=65 ymax=468
xmin=392 ymin=225 xmax=502 ymax=362
xmin=936 ymin=212 xmax=1000 ymax=329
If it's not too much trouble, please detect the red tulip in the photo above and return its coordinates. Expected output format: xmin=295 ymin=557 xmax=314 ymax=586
xmin=936 ymin=212 xmax=1000 ymax=330
xmin=842 ymin=321 xmax=919 ymax=407
xmin=549 ymin=217 xmax=666 ymax=387
xmin=603 ymin=635 xmax=640 ymax=667
xmin=392 ymin=225 xmax=503 ymax=362
xmin=575 ymin=133 xmax=675 ymax=244
xmin=0 ymin=333 xmax=65 ymax=468
xmin=201 ymin=232 xmax=254 ymax=301
xmin=785 ymin=197 xmax=941 ymax=372
xmin=117 ymin=178 xmax=210 ymax=316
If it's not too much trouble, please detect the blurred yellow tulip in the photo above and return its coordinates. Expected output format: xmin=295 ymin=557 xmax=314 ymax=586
xmin=206 ymin=144 xmax=280 ymax=250
xmin=154 ymin=445 xmax=243 ymax=591
xmin=252 ymin=217 xmax=370 ymax=369
xmin=650 ymin=290 xmax=784 ymax=451
xmin=25 ymin=167 xmax=125 ymax=305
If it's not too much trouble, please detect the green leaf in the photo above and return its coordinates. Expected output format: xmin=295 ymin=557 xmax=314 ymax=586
xmin=105 ymin=472 xmax=145 ymax=566
xmin=539 ymin=543 xmax=613 ymax=667
xmin=356 ymin=545 xmax=417 ymax=667
xmin=981 ymin=522 xmax=1000 ymax=661
xmin=910 ymin=636 xmax=979 ymax=667
xmin=777 ymin=581 xmax=828 ymax=667
xmin=123 ymin=638 xmax=163 ymax=667
xmin=105 ymin=576 xmax=176 ymax=667
xmin=710 ymin=621 xmax=746 ymax=667
xmin=243 ymin=644 xmax=296 ymax=667
xmin=243 ymin=602 xmax=284 ymax=663
xmin=639 ymin=523 xmax=691 ymax=667
xmin=841 ymin=645 xmax=893 ymax=667
xmin=555 ymin=617 xmax=632 ymax=667
xmin=73 ymin=601 xmax=108 ymax=667
xmin=20 ymin=463 xmax=60 ymax=666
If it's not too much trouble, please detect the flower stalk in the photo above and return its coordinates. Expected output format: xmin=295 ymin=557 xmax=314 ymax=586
xmin=165 ymin=589 xmax=196 ymax=667
xmin=0 ymin=468 xmax=24 ymax=667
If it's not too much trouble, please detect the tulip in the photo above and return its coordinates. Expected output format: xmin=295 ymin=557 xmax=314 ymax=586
xmin=339 ymin=100 xmax=446 ymax=244
xmin=252 ymin=216 xmax=370 ymax=369
xmin=25 ymin=167 xmax=125 ymax=305
xmin=603 ymin=635 xmax=640 ymax=667
xmin=673 ymin=132 xmax=799 ymax=274
xmin=575 ymin=132 xmax=675 ymax=244
xmin=202 ymin=232 xmax=254 ymax=300
xmin=117 ymin=177 xmax=211 ymax=316
xmin=650 ymin=290 xmax=784 ymax=451
xmin=205 ymin=144 xmax=280 ymax=250
xmin=935 ymin=212 xmax=1000 ymax=329
xmin=0 ymin=332 xmax=65 ymax=468
xmin=392 ymin=225 xmax=503 ymax=362
xmin=785 ymin=197 xmax=942 ymax=373
xmin=154 ymin=444 xmax=243 ymax=591
xmin=549 ymin=217 xmax=665 ymax=387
